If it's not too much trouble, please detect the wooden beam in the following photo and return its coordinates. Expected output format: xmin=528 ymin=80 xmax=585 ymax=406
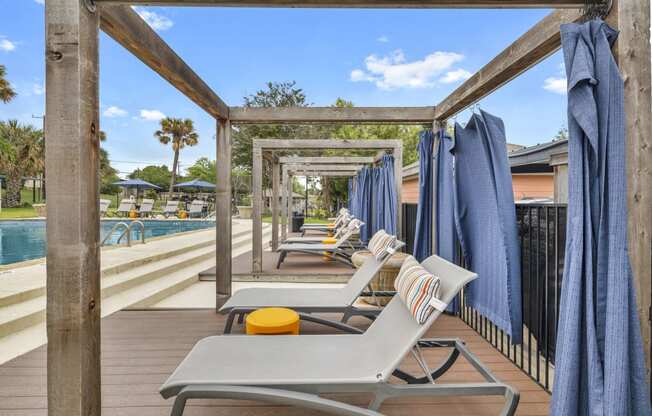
xmin=229 ymin=106 xmax=435 ymax=123
xmin=279 ymin=156 xmax=375 ymax=164
xmin=614 ymin=0 xmax=652 ymax=369
xmin=255 ymin=139 xmax=402 ymax=150
xmin=281 ymin=168 xmax=289 ymax=241
xmin=46 ymin=1 xmax=101 ymax=415
xmin=252 ymin=146 xmax=263 ymax=273
xmin=286 ymin=174 xmax=293 ymax=237
xmin=271 ymin=162 xmax=280 ymax=250
xmin=283 ymin=164 xmax=365 ymax=172
xmin=96 ymin=1 xmax=586 ymax=8
xmin=99 ymin=5 xmax=229 ymax=120
xmin=434 ymin=8 xmax=583 ymax=120
xmin=215 ymin=119 xmax=232 ymax=308
xmin=291 ymin=172 xmax=358 ymax=177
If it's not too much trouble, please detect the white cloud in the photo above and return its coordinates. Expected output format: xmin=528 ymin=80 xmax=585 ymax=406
xmin=439 ymin=69 xmax=472 ymax=84
xmin=34 ymin=0 xmax=44 ymax=4
xmin=377 ymin=35 xmax=389 ymax=43
xmin=139 ymin=109 xmax=166 ymax=121
xmin=543 ymin=77 xmax=567 ymax=95
xmin=104 ymin=106 xmax=128 ymax=118
xmin=132 ymin=7 xmax=174 ymax=31
xmin=32 ymin=83 xmax=44 ymax=95
xmin=350 ymin=49 xmax=469 ymax=90
xmin=0 ymin=37 xmax=16 ymax=52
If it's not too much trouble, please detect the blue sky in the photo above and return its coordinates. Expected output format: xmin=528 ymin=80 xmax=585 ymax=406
xmin=0 ymin=1 xmax=567 ymax=177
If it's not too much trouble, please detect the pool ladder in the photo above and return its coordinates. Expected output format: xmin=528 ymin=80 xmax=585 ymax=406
xmin=100 ymin=221 xmax=146 ymax=247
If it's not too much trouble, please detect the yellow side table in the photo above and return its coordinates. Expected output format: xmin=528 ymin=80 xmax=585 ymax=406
xmin=246 ymin=307 xmax=300 ymax=335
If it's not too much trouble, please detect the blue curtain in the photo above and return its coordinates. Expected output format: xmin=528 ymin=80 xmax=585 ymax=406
xmin=355 ymin=167 xmax=373 ymax=242
xmin=372 ymin=155 xmax=398 ymax=237
xmin=347 ymin=178 xmax=354 ymax=213
xmin=551 ymin=20 xmax=652 ymax=416
xmin=454 ymin=110 xmax=522 ymax=344
xmin=434 ymin=129 xmax=459 ymax=266
xmin=413 ymin=130 xmax=434 ymax=261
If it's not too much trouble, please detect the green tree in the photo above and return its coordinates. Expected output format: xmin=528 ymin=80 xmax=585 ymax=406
xmin=128 ymin=165 xmax=172 ymax=190
xmin=154 ymin=118 xmax=199 ymax=193
xmin=0 ymin=65 xmax=16 ymax=103
xmin=186 ymin=157 xmax=216 ymax=183
xmin=0 ymin=120 xmax=44 ymax=207
xmin=97 ymin=131 xmax=121 ymax=194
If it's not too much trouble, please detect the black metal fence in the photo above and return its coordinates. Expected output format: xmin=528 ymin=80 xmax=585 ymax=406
xmin=401 ymin=202 xmax=568 ymax=393
xmin=401 ymin=203 xmax=418 ymax=254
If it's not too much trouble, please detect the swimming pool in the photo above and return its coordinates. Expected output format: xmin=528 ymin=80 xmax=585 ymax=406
xmin=0 ymin=219 xmax=215 ymax=266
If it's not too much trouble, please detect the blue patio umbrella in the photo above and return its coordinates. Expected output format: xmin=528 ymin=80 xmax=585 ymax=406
xmin=174 ymin=179 xmax=216 ymax=190
xmin=113 ymin=179 xmax=161 ymax=199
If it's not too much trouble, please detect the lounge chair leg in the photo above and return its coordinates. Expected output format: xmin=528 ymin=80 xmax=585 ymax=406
xmin=224 ymin=311 xmax=236 ymax=334
xmin=276 ymin=251 xmax=287 ymax=269
xmin=237 ymin=313 xmax=245 ymax=324
xmin=368 ymin=393 xmax=387 ymax=412
xmin=501 ymin=387 xmax=520 ymax=416
xmin=170 ymin=394 xmax=188 ymax=416
xmin=341 ymin=308 xmax=352 ymax=323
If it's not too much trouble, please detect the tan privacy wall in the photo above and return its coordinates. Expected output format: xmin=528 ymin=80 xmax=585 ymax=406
xmin=402 ymin=177 xmax=420 ymax=203
xmin=511 ymin=174 xmax=554 ymax=200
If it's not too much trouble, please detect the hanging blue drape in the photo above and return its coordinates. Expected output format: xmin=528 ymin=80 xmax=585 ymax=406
xmin=454 ymin=110 xmax=522 ymax=343
xmin=413 ymin=130 xmax=434 ymax=261
xmin=347 ymin=178 xmax=354 ymax=213
xmin=372 ymin=155 xmax=398 ymax=237
xmin=551 ymin=20 xmax=652 ymax=416
xmin=355 ymin=166 xmax=373 ymax=242
xmin=434 ymin=129 xmax=459 ymax=266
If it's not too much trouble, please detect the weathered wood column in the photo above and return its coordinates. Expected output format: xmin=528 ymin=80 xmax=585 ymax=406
xmin=45 ymin=1 xmax=101 ymax=415
xmin=614 ymin=0 xmax=652 ymax=369
xmin=271 ymin=160 xmax=280 ymax=250
xmin=252 ymin=145 xmax=263 ymax=273
xmin=215 ymin=119 xmax=232 ymax=308
xmin=393 ymin=144 xmax=403 ymax=239
xmin=287 ymin=174 xmax=293 ymax=236
xmin=281 ymin=166 xmax=288 ymax=241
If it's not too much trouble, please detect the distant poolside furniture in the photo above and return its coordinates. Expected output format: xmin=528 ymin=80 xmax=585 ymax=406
xmin=187 ymin=200 xmax=205 ymax=218
xmin=221 ymin=232 xmax=404 ymax=334
xmin=138 ymin=199 xmax=155 ymax=217
xmin=284 ymin=214 xmax=359 ymax=245
xmin=115 ymin=199 xmax=135 ymax=217
xmin=99 ymin=199 xmax=111 ymax=217
xmin=160 ymin=255 xmax=519 ymax=416
xmin=163 ymin=200 xmax=180 ymax=218
xmin=276 ymin=219 xmax=363 ymax=268
xmin=300 ymin=209 xmax=349 ymax=235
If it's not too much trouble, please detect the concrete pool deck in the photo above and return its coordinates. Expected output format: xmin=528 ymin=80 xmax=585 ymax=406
xmin=0 ymin=219 xmax=272 ymax=364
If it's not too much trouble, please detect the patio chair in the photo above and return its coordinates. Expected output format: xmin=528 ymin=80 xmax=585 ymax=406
xmin=300 ymin=209 xmax=350 ymax=235
xmin=276 ymin=219 xmax=363 ymax=268
xmin=163 ymin=200 xmax=180 ymax=218
xmin=283 ymin=215 xmax=360 ymax=245
xmin=99 ymin=199 xmax=111 ymax=217
xmin=187 ymin=200 xmax=205 ymax=218
xmin=220 ymin=231 xmax=404 ymax=334
xmin=138 ymin=198 xmax=155 ymax=217
xmin=160 ymin=255 xmax=519 ymax=416
xmin=115 ymin=199 xmax=135 ymax=217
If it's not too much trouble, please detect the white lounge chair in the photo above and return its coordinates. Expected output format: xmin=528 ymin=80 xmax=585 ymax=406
xmin=284 ymin=215 xmax=359 ymax=245
xmin=160 ymin=255 xmax=519 ymax=416
xmin=99 ymin=199 xmax=111 ymax=217
xmin=187 ymin=200 xmax=205 ymax=218
xmin=163 ymin=200 xmax=180 ymax=218
xmin=115 ymin=199 xmax=135 ymax=217
xmin=138 ymin=198 xmax=154 ymax=217
xmin=300 ymin=210 xmax=350 ymax=235
xmin=276 ymin=219 xmax=363 ymax=268
xmin=220 ymin=232 xmax=404 ymax=333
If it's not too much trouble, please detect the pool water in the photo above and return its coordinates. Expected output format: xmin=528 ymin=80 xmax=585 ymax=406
xmin=0 ymin=220 xmax=215 ymax=266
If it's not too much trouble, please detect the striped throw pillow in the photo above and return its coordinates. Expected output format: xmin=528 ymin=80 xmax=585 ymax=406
xmin=394 ymin=256 xmax=443 ymax=324
xmin=368 ymin=230 xmax=396 ymax=260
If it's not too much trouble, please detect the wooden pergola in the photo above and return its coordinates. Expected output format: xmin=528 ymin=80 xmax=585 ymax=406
xmin=252 ymin=139 xmax=403 ymax=273
xmin=45 ymin=1 xmax=650 ymax=415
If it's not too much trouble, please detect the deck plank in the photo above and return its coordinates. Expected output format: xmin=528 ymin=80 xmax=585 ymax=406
xmin=0 ymin=309 xmax=550 ymax=415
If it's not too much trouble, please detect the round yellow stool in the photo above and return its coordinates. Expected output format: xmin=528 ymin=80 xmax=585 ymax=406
xmin=245 ymin=307 xmax=300 ymax=335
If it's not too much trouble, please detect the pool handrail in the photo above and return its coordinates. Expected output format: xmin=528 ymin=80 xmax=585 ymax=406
xmin=101 ymin=221 xmax=146 ymax=247
xmin=101 ymin=222 xmax=129 ymax=247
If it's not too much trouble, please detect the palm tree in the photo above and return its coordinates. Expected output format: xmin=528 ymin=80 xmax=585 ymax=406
xmin=154 ymin=117 xmax=199 ymax=193
xmin=0 ymin=120 xmax=44 ymax=207
xmin=0 ymin=65 xmax=17 ymax=103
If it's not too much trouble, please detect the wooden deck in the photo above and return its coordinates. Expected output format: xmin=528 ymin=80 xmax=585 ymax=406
xmin=0 ymin=309 xmax=549 ymax=415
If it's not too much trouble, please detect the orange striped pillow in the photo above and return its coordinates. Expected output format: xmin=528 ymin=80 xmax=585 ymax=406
xmin=394 ymin=256 xmax=443 ymax=324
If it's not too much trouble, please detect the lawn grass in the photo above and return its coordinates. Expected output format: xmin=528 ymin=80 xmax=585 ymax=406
xmin=262 ymin=215 xmax=329 ymax=224
xmin=0 ymin=207 xmax=38 ymax=219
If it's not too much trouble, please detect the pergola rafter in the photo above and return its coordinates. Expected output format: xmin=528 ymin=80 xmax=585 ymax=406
xmin=44 ymin=1 xmax=651 ymax=415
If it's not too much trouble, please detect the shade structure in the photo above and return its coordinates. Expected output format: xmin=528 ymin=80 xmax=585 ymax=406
xmin=551 ymin=20 xmax=652 ymax=416
xmin=113 ymin=178 xmax=161 ymax=190
xmin=175 ymin=179 xmax=216 ymax=190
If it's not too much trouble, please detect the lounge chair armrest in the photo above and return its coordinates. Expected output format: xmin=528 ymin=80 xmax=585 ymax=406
xmin=297 ymin=312 xmax=364 ymax=334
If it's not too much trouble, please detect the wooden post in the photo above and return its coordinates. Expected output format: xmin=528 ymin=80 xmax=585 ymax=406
xmin=281 ymin=167 xmax=288 ymax=241
xmin=252 ymin=146 xmax=263 ymax=273
xmin=271 ymin=161 xmax=280 ymax=250
xmin=393 ymin=144 xmax=403 ymax=239
xmin=614 ymin=0 xmax=652 ymax=369
xmin=45 ymin=1 xmax=101 ymax=415
xmin=215 ymin=119 xmax=232 ymax=308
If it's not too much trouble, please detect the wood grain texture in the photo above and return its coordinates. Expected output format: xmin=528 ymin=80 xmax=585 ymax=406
xmin=254 ymin=139 xmax=402 ymax=150
xmin=252 ymin=147 xmax=263 ymax=273
xmin=0 ymin=310 xmax=551 ymax=415
xmin=215 ymin=119 xmax=232 ymax=308
xmin=230 ymin=107 xmax=435 ymax=123
xmin=99 ymin=5 xmax=228 ymax=120
xmin=434 ymin=8 xmax=583 ymax=120
xmin=95 ymin=0 xmax=585 ymax=8
xmin=279 ymin=156 xmax=375 ymax=164
xmin=271 ymin=162 xmax=280 ymax=250
xmin=45 ymin=1 xmax=101 ymax=415
xmin=614 ymin=0 xmax=652 ymax=370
